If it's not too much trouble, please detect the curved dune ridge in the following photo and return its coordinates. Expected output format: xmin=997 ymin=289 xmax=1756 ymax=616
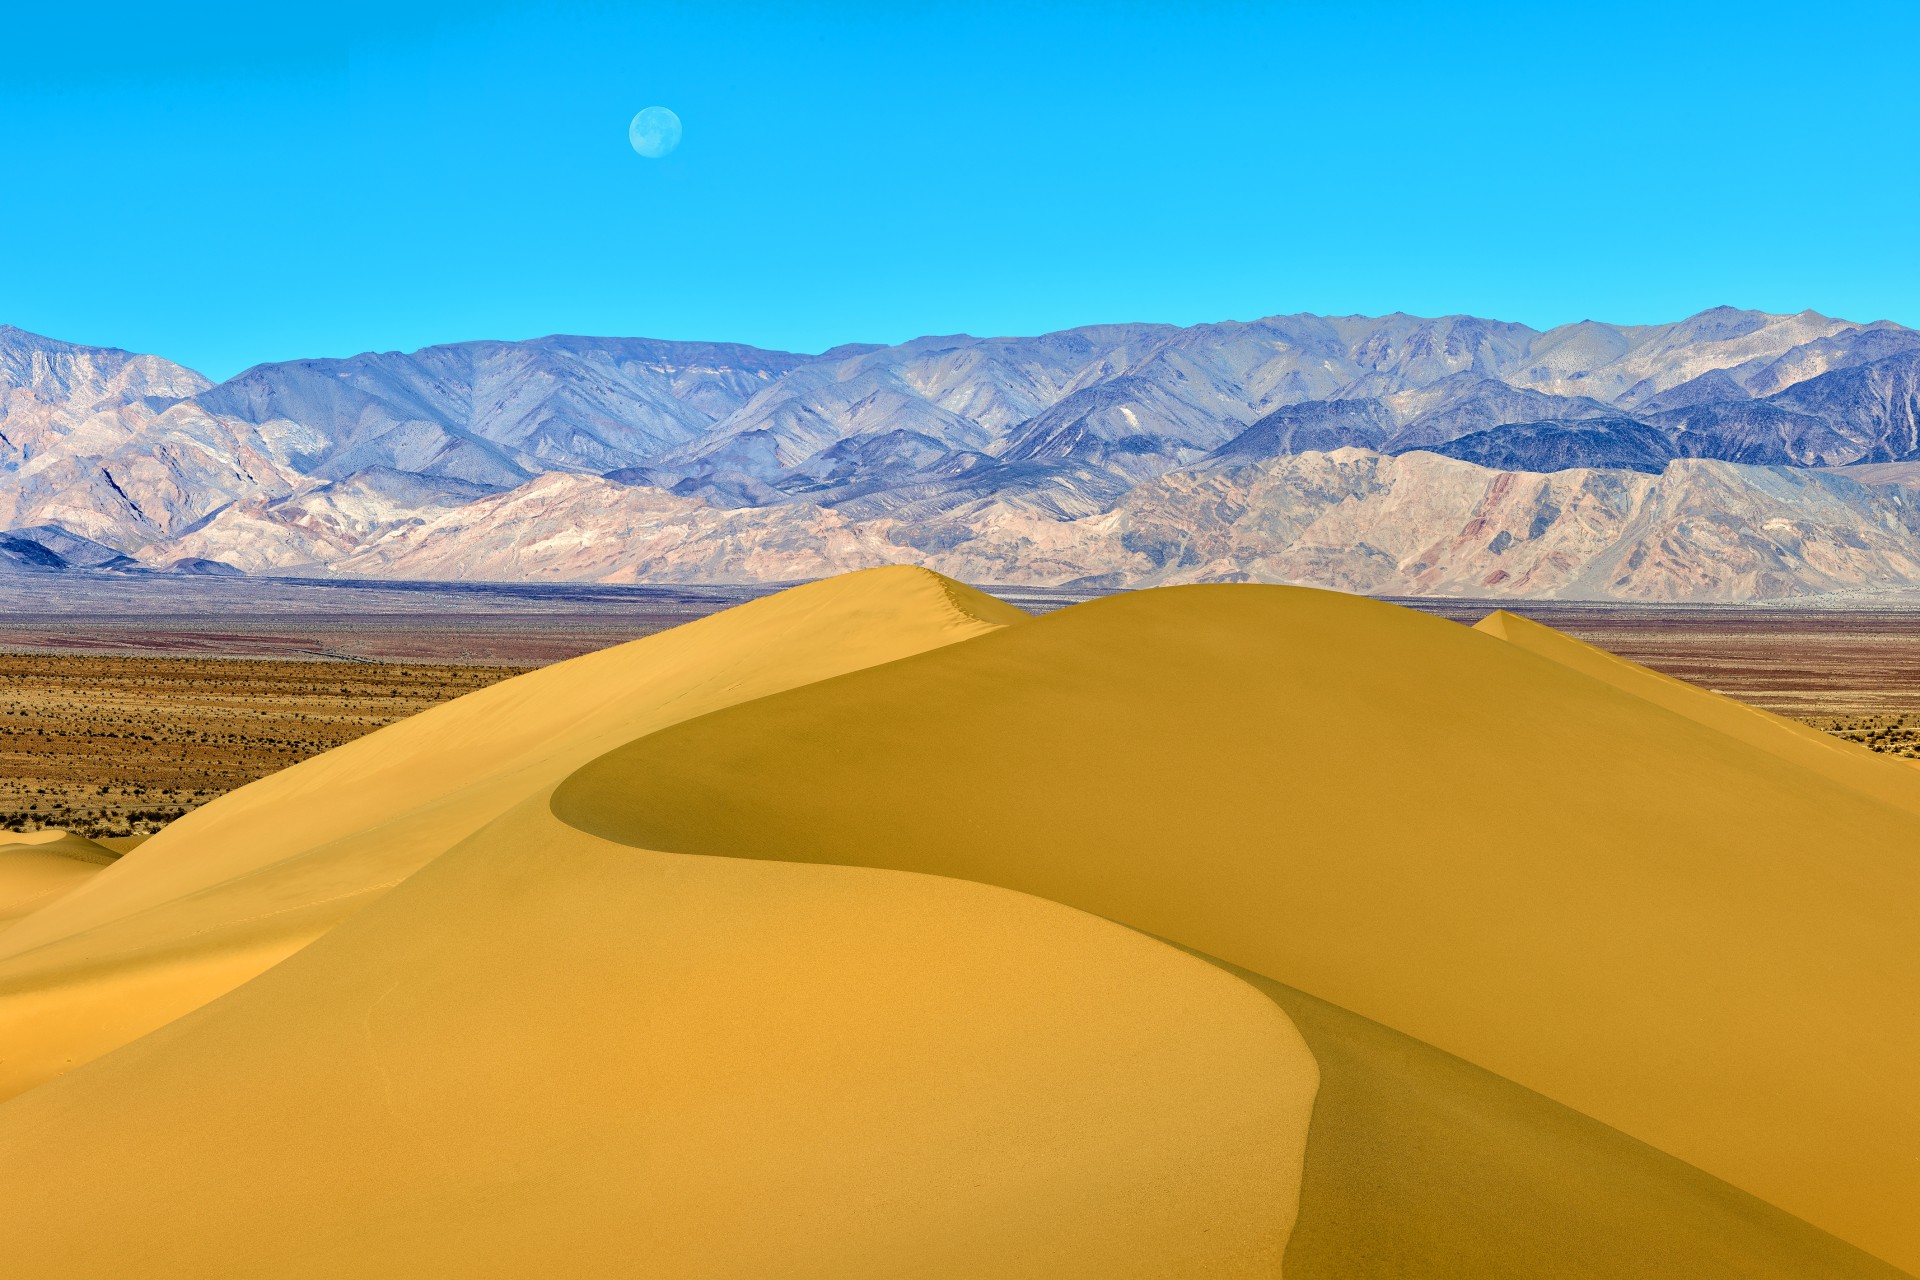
xmin=0 ymin=567 xmax=1915 ymax=1277
xmin=0 ymin=567 xmax=1022 ymax=1102
xmin=0 ymin=830 xmax=119 ymax=932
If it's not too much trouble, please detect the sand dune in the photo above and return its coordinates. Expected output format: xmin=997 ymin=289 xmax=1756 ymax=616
xmin=0 ymin=796 xmax=1318 ymax=1277
xmin=1 ymin=569 xmax=1914 ymax=1276
xmin=0 ymin=567 xmax=1022 ymax=1102
xmin=1213 ymin=957 xmax=1906 ymax=1279
xmin=555 ymin=584 xmax=1920 ymax=1272
xmin=0 ymin=830 xmax=117 ymax=932
xmin=1473 ymin=607 xmax=1920 ymax=815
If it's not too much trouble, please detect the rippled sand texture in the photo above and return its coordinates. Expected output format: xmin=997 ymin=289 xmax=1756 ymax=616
xmin=1 ymin=567 xmax=1914 ymax=1277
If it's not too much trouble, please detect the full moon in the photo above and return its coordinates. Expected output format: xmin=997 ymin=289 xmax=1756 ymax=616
xmin=628 ymin=107 xmax=682 ymax=159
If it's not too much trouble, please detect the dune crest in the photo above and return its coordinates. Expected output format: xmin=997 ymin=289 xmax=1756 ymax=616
xmin=554 ymin=583 xmax=1920 ymax=1273
xmin=0 ymin=792 xmax=1319 ymax=1277
xmin=0 ymin=565 xmax=1023 ymax=1102
xmin=3 ymin=570 xmax=1915 ymax=1276
xmin=1473 ymin=607 xmax=1920 ymax=815
xmin=0 ymin=831 xmax=119 ymax=933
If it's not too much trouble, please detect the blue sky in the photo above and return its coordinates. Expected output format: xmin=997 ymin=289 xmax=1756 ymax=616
xmin=3 ymin=1 xmax=1914 ymax=379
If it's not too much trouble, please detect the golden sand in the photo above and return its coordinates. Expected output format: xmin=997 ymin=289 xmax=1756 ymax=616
xmin=0 ymin=799 xmax=1317 ymax=1277
xmin=0 ymin=568 xmax=1021 ymax=1102
xmin=0 ymin=830 xmax=117 ymax=931
xmin=1474 ymin=608 xmax=1920 ymax=815
xmin=556 ymin=584 xmax=1920 ymax=1271
xmin=0 ymin=568 xmax=1913 ymax=1277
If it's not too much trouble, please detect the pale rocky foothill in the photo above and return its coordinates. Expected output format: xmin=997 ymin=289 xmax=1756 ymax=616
xmin=6 ymin=309 xmax=1920 ymax=601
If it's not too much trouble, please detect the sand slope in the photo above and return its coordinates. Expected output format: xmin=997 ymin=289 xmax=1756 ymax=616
xmin=1205 ymin=954 xmax=1907 ymax=1279
xmin=0 ymin=831 xmax=117 ymax=932
xmin=1474 ymin=607 xmax=1920 ymax=815
xmin=555 ymin=584 xmax=1920 ymax=1272
xmin=0 ymin=793 xmax=1319 ymax=1277
xmin=0 ymin=567 xmax=1024 ymax=1101
xmin=2 ymin=570 xmax=1915 ymax=1276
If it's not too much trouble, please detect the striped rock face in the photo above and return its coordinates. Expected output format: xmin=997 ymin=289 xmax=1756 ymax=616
xmin=9 ymin=311 xmax=1920 ymax=602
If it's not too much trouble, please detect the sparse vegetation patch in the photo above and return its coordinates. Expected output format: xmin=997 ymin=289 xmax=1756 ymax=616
xmin=0 ymin=655 xmax=513 ymax=836
xmin=1800 ymin=713 xmax=1920 ymax=759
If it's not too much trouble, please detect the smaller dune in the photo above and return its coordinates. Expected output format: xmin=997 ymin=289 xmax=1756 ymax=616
xmin=1473 ymin=608 xmax=1920 ymax=816
xmin=0 ymin=830 xmax=120 ymax=932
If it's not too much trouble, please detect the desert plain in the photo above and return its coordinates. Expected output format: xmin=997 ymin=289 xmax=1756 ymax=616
xmin=0 ymin=568 xmax=1916 ymax=1277
xmin=4 ymin=585 xmax=1917 ymax=837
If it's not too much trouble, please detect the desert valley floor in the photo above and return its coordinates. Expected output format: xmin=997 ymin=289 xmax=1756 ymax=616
xmin=3 ymin=578 xmax=1918 ymax=836
xmin=1 ymin=568 xmax=1916 ymax=1277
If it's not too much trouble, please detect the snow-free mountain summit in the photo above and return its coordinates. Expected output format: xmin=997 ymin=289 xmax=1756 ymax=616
xmin=5 ymin=309 xmax=1920 ymax=600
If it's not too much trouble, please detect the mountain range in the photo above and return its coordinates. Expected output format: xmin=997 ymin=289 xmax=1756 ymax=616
xmin=6 ymin=308 xmax=1920 ymax=600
